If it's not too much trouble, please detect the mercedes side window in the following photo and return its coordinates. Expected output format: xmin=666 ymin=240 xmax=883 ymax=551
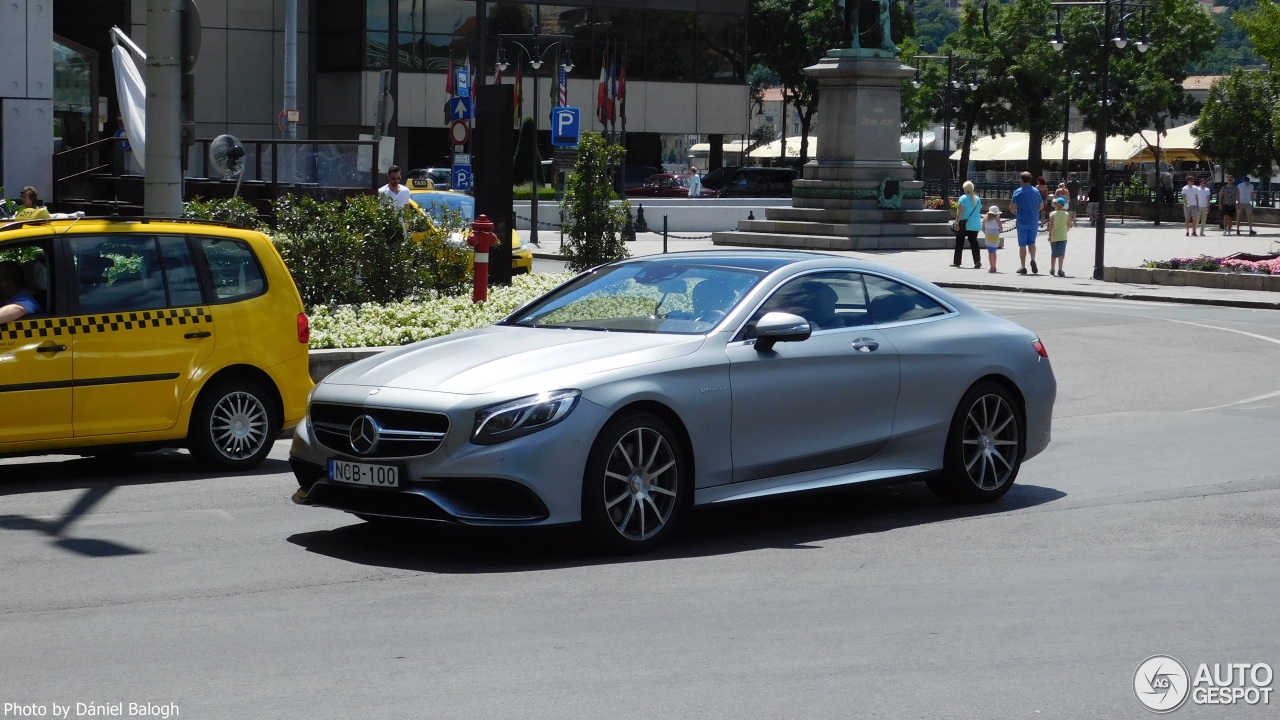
xmin=747 ymin=272 xmax=868 ymax=335
xmin=864 ymin=274 xmax=949 ymax=325
xmin=71 ymin=236 xmax=166 ymax=314
xmin=197 ymin=236 xmax=267 ymax=302
xmin=0 ymin=241 xmax=53 ymax=318
xmin=158 ymin=236 xmax=203 ymax=307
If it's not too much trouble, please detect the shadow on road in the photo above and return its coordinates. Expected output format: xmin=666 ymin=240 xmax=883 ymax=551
xmin=0 ymin=451 xmax=291 ymax=558
xmin=0 ymin=451 xmax=293 ymax=495
xmin=286 ymin=481 xmax=1066 ymax=573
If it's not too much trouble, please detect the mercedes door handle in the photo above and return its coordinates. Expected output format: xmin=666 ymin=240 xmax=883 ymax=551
xmin=36 ymin=344 xmax=68 ymax=354
xmin=851 ymin=338 xmax=879 ymax=353
xmin=184 ymin=331 xmax=212 ymax=339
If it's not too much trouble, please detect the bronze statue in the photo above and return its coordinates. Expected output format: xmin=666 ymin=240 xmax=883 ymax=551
xmin=839 ymin=0 xmax=898 ymax=53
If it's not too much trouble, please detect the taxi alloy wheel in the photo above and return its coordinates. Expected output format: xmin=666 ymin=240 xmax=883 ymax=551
xmin=190 ymin=378 xmax=279 ymax=471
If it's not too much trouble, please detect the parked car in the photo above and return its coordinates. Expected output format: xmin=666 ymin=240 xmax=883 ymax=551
xmin=700 ymin=166 xmax=798 ymax=198
xmin=0 ymin=216 xmax=313 ymax=469
xmin=408 ymin=190 xmax=533 ymax=275
xmin=626 ymin=173 xmax=694 ymax=198
xmin=290 ymin=250 xmax=1056 ymax=553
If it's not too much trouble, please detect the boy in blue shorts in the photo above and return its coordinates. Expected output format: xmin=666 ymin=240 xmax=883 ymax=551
xmin=1008 ymin=171 xmax=1044 ymax=275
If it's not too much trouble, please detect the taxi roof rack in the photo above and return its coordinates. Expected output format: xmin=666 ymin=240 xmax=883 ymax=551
xmin=1 ymin=215 xmax=253 ymax=232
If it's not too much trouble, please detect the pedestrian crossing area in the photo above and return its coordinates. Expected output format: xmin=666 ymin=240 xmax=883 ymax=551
xmin=957 ymin=290 xmax=1180 ymax=316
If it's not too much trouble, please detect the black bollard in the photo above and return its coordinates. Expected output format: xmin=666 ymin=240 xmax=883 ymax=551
xmin=622 ymin=206 xmax=636 ymax=242
xmin=748 ymin=210 xmax=755 ymax=220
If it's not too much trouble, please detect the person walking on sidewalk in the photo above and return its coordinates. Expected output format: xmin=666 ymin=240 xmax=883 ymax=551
xmin=1237 ymin=176 xmax=1256 ymax=235
xmin=1047 ymin=196 xmax=1072 ymax=277
xmin=1181 ymin=174 xmax=1199 ymax=236
xmin=1219 ymin=175 xmax=1238 ymax=235
xmin=952 ymin=181 xmax=983 ymax=269
xmin=982 ymin=205 xmax=1004 ymax=274
xmin=1010 ymin=172 xmax=1043 ymax=275
xmin=687 ymin=166 xmax=703 ymax=198
xmin=1036 ymin=175 xmax=1051 ymax=227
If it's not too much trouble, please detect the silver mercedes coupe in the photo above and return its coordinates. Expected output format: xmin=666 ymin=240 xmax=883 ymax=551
xmin=290 ymin=251 xmax=1056 ymax=552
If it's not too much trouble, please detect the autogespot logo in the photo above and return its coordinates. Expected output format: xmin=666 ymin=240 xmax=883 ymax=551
xmin=1135 ymin=655 xmax=1191 ymax=713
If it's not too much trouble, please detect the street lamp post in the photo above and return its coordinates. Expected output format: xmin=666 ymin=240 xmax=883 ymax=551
xmin=912 ymin=54 xmax=978 ymax=206
xmin=497 ymin=26 xmax=574 ymax=248
xmin=1051 ymin=0 xmax=1150 ymax=279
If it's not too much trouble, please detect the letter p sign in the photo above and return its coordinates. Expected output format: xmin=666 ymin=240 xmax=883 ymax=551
xmin=551 ymin=107 xmax=581 ymax=148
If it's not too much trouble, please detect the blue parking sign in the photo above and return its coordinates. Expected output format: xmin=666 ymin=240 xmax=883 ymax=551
xmin=452 ymin=164 xmax=473 ymax=191
xmin=551 ymin=107 xmax=580 ymax=148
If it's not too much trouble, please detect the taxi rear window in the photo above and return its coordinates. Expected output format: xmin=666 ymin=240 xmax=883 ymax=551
xmin=197 ymin=237 xmax=267 ymax=302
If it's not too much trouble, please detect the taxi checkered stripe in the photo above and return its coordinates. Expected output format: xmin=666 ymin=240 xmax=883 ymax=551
xmin=1 ymin=307 xmax=211 ymax=340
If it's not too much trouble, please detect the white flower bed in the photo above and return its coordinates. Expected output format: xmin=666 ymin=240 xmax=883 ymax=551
xmin=308 ymin=273 xmax=573 ymax=349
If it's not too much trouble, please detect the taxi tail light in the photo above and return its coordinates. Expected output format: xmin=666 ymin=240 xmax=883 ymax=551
xmin=298 ymin=313 xmax=311 ymax=344
xmin=1032 ymin=338 xmax=1048 ymax=358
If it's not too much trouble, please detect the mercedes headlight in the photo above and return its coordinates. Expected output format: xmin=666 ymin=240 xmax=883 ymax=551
xmin=472 ymin=390 xmax=581 ymax=445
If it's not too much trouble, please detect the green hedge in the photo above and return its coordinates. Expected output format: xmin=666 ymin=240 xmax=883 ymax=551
xmin=183 ymin=194 xmax=472 ymax=307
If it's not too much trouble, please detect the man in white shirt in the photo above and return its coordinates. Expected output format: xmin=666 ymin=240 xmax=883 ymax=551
xmin=1181 ymin=175 xmax=1199 ymax=237
xmin=378 ymin=165 xmax=412 ymax=209
xmin=1236 ymin=176 xmax=1256 ymax=236
xmin=1196 ymin=177 xmax=1211 ymax=233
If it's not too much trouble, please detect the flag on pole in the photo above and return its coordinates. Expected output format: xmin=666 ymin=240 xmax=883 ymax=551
xmin=607 ymin=51 xmax=617 ymax=127
xmin=514 ymin=64 xmax=524 ymax=126
xmin=467 ymin=54 xmax=475 ymax=100
xmin=617 ymin=49 xmax=626 ymax=128
xmin=445 ymin=55 xmax=455 ymax=96
xmin=494 ymin=59 xmax=502 ymax=85
xmin=596 ymin=46 xmax=608 ymax=125
xmin=558 ymin=57 xmax=568 ymax=107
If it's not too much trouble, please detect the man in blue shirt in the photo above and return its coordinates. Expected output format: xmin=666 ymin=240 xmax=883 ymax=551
xmin=1008 ymin=171 xmax=1044 ymax=275
xmin=0 ymin=260 xmax=40 ymax=323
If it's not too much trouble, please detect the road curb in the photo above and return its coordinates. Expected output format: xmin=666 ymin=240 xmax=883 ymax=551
xmin=934 ymin=281 xmax=1280 ymax=310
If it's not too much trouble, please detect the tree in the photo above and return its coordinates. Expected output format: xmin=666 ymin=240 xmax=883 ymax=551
xmin=1064 ymin=0 xmax=1218 ymax=143
xmin=561 ymin=133 xmax=630 ymax=272
xmin=1235 ymin=0 xmax=1280 ymax=68
xmin=1193 ymin=69 xmax=1279 ymax=181
xmin=1193 ymin=10 xmax=1263 ymax=74
xmin=912 ymin=0 xmax=960 ymax=52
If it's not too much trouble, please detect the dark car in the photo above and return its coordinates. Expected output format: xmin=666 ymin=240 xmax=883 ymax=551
xmin=626 ymin=173 xmax=693 ymax=198
xmin=700 ymin=166 xmax=798 ymax=198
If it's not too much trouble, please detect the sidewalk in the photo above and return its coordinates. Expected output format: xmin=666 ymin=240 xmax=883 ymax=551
xmin=521 ymin=218 xmax=1280 ymax=310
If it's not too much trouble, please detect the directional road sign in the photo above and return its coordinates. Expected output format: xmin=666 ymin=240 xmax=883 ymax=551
xmin=452 ymin=164 xmax=473 ymax=192
xmin=551 ymin=106 xmax=581 ymax=148
xmin=450 ymin=96 xmax=473 ymax=121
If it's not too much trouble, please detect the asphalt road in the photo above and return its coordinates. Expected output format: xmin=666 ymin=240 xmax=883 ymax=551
xmin=2 ymin=292 xmax=1279 ymax=719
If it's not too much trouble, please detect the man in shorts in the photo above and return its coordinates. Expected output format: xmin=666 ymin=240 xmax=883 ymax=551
xmin=1009 ymin=172 xmax=1044 ymax=275
xmin=1181 ymin=175 xmax=1199 ymax=236
xmin=1219 ymin=175 xmax=1238 ymax=235
xmin=1237 ymin=176 xmax=1256 ymax=235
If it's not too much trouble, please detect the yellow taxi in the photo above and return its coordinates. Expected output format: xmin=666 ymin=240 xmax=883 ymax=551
xmin=0 ymin=216 xmax=313 ymax=470
xmin=406 ymin=180 xmax=533 ymax=275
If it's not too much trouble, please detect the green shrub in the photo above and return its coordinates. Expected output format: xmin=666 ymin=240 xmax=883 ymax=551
xmin=560 ymin=132 xmax=630 ymax=272
xmin=183 ymin=195 xmax=263 ymax=229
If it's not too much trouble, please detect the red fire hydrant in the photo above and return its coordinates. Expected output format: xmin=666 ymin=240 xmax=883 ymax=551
xmin=468 ymin=214 xmax=496 ymax=303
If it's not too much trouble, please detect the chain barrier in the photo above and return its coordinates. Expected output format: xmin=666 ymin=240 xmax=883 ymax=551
xmin=513 ymin=212 xmax=729 ymax=240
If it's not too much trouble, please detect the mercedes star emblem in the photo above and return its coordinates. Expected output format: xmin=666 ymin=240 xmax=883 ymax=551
xmin=348 ymin=415 xmax=381 ymax=455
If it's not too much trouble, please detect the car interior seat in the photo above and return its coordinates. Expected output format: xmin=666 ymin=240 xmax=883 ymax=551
xmin=21 ymin=259 xmax=49 ymax=313
xmin=870 ymin=292 xmax=917 ymax=324
xmin=691 ymin=278 xmax=738 ymax=322
xmin=804 ymin=282 xmax=840 ymax=329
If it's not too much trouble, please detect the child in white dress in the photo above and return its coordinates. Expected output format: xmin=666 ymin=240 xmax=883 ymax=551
xmin=983 ymin=206 xmax=1004 ymax=274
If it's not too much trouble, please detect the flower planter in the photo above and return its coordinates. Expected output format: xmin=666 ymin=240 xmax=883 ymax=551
xmin=1110 ymin=266 xmax=1279 ymax=291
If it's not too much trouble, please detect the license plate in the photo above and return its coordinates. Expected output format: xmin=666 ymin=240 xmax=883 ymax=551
xmin=328 ymin=459 xmax=400 ymax=488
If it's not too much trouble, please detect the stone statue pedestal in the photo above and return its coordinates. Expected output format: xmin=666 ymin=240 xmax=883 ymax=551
xmin=713 ymin=52 xmax=951 ymax=251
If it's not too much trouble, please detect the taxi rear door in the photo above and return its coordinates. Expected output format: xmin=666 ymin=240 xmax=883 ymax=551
xmin=69 ymin=234 xmax=215 ymax=436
